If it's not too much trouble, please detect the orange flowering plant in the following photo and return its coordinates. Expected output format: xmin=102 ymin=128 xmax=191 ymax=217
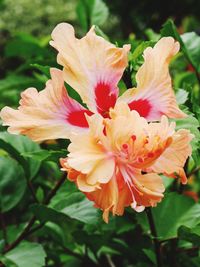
xmin=0 ymin=23 xmax=193 ymax=220
xmin=0 ymin=13 xmax=200 ymax=267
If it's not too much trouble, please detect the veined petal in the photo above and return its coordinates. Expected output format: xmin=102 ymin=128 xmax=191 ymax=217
xmin=86 ymin=158 xmax=115 ymax=185
xmin=118 ymin=37 xmax=186 ymax=120
xmin=50 ymin=23 xmax=130 ymax=116
xmin=0 ymin=68 xmax=92 ymax=142
xmin=132 ymin=173 xmax=165 ymax=207
xmin=149 ymin=129 xmax=193 ymax=184
xmin=67 ymin=134 xmax=106 ymax=173
xmin=86 ymin=175 xmax=119 ymax=223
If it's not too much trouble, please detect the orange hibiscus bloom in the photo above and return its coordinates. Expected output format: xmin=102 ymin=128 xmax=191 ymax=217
xmin=60 ymin=103 xmax=193 ymax=222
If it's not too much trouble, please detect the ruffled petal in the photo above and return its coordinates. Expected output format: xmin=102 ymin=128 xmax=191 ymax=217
xmin=86 ymin=176 xmax=119 ymax=223
xmin=0 ymin=68 xmax=92 ymax=141
xmin=67 ymin=134 xmax=107 ymax=173
xmin=118 ymin=37 xmax=186 ymax=120
xmin=149 ymin=129 xmax=193 ymax=184
xmin=132 ymin=173 xmax=165 ymax=207
xmin=50 ymin=23 xmax=130 ymax=116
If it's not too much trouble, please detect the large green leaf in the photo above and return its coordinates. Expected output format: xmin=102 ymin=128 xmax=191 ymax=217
xmin=137 ymin=193 xmax=200 ymax=240
xmin=0 ymin=157 xmax=26 ymax=212
xmin=1 ymin=241 xmax=46 ymax=267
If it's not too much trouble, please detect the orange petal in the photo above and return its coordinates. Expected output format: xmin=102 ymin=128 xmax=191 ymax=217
xmin=132 ymin=173 xmax=165 ymax=207
xmin=150 ymin=129 xmax=193 ymax=184
xmin=67 ymin=134 xmax=107 ymax=174
xmin=86 ymin=175 xmax=119 ymax=223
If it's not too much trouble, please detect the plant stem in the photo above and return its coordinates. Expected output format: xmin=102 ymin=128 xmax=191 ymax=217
xmin=145 ymin=208 xmax=162 ymax=267
xmin=27 ymin=179 xmax=38 ymax=203
xmin=3 ymin=216 xmax=36 ymax=253
xmin=106 ymin=255 xmax=116 ymax=267
xmin=44 ymin=173 xmax=66 ymax=205
xmin=3 ymin=173 xmax=66 ymax=254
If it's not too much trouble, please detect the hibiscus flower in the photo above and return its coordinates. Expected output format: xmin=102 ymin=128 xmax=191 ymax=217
xmin=61 ymin=103 xmax=193 ymax=222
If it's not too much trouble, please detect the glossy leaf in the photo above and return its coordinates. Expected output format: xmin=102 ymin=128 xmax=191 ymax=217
xmin=137 ymin=193 xmax=200 ymax=240
xmin=0 ymin=157 xmax=26 ymax=212
xmin=0 ymin=132 xmax=41 ymax=178
xmin=1 ymin=241 xmax=46 ymax=267
xmin=76 ymin=0 xmax=108 ymax=31
xmin=178 ymin=224 xmax=200 ymax=246
xmin=31 ymin=182 xmax=99 ymax=225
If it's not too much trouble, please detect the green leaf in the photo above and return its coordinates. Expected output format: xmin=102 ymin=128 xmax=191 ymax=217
xmin=130 ymin=41 xmax=155 ymax=63
xmin=76 ymin=0 xmax=88 ymax=31
xmin=90 ymin=0 xmax=109 ymax=26
xmin=145 ymin=29 xmax=160 ymax=41
xmin=0 ymin=157 xmax=26 ymax=212
xmin=76 ymin=0 xmax=108 ymax=31
xmin=97 ymin=246 xmax=120 ymax=257
xmin=36 ymin=187 xmax=44 ymax=203
xmin=142 ymin=249 xmax=156 ymax=264
xmin=173 ymin=109 xmax=200 ymax=151
xmin=31 ymin=63 xmax=50 ymax=78
xmin=21 ymin=149 xmax=67 ymax=163
xmin=5 ymin=35 xmax=47 ymax=59
xmin=1 ymin=241 xmax=46 ymax=267
xmin=0 ymin=75 xmax=40 ymax=93
xmin=0 ymin=223 xmax=26 ymax=244
xmin=178 ymin=224 xmax=200 ymax=246
xmin=137 ymin=193 xmax=200 ymax=240
xmin=31 ymin=182 xmax=99 ymax=225
xmin=30 ymin=204 xmax=71 ymax=227
xmin=181 ymin=32 xmax=200 ymax=72
xmin=0 ymin=75 xmax=42 ymax=109
xmin=0 ymin=132 xmax=41 ymax=179
xmin=94 ymin=25 xmax=109 ymax=40
xmin=161 ymin=20 xmax=182 ymax=42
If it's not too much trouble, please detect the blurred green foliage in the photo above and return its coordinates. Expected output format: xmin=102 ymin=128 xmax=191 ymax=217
xmin=0 ymin=0 xmax=200 ymax=267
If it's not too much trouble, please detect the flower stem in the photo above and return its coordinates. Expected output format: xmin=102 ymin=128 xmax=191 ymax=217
xmin=145 ymin=208 xmax=162 ymax=267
